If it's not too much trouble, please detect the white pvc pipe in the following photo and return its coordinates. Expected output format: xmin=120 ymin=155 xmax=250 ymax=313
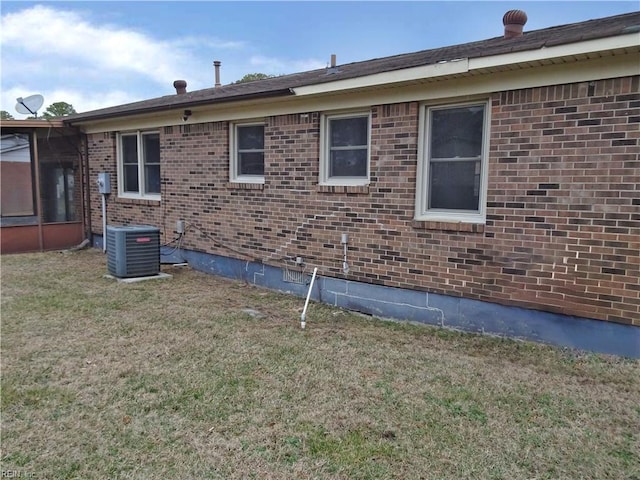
xmin=101 ymin=193 xmax=107 ymax=252
xmin=301 ymin=267 xmax=318 ymax=329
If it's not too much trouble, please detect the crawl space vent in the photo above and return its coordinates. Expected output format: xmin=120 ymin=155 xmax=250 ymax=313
xmin=283 ymin=269 xmax=307 ymax=285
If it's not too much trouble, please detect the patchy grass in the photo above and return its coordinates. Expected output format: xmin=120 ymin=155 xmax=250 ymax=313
xmin=1 ymin=250 xmax=638 ymax=479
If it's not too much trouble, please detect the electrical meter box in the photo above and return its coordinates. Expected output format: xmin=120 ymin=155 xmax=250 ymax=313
xmin=97 ymin=172 xmax=111 ymax=194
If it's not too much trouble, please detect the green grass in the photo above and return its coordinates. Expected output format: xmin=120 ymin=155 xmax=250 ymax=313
xmin=1 ymin=250 xmax=639 ymax=479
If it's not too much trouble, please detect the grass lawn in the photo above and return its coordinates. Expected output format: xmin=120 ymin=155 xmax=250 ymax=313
xmin=1 ymin=249 xmax=638 ymax=479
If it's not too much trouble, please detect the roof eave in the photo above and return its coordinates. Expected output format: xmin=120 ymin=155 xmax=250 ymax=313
xmin=65 ymin=88 xmax=295 ymax=126
xmin=1 ymin=119 xmax=66 ymax=129
xmin=292 ymin=33 xmax=640 ymax=97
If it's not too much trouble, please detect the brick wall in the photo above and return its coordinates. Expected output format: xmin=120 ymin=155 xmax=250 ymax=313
xmin=86 ymin=76 xmax=640 ymax=325
xmin=488 ymin=77 xmax=639 ymax=324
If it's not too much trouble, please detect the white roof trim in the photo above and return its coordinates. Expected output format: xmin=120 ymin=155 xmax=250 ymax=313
xmin=470 ymin=33 xmax=640 ymax=70
xmin=78 ymin=50 xmax=637 ymax=134
xmin=293 ymin=33 xmax=640 ymax=97
xmin=293 ymin=59 xmax=470 ymax=96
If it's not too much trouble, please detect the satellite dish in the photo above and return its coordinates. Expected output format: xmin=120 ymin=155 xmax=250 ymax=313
xmin=15 ymin=94 xmax=45 ymax=117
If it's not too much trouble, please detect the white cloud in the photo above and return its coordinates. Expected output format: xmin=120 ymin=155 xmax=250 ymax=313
xmin=1 ymin=5 xmax=206 ymax=84
xmin=0 ymin=5 xmax=329 ymax=117
xmin=0 ymin=5 xmax=239 ymax=115
xmin=42 ymin=88 xmax=141 ymax=115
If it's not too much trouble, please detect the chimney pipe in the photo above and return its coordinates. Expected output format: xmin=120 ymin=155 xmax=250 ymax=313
xmin=173 ymin=79 xmax=187 ymax=95
xmin=214 ymin=60 xmax=221 ymax=87
xmin=330 ymin=54 xmax=337 ymax=68
xmin=503 ymin=10 xmax=527 ymax=38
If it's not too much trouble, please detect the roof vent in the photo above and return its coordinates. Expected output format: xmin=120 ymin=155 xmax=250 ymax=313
xmin=214 ymin=61 xmax=222 ymax=88
xmin=173 ymin=80 xmax=187 ymax=94
xmin=503 ymin=10 xmax=527 ymax=38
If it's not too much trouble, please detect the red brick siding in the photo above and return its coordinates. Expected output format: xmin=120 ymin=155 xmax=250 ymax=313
xmin=86 ymin=76 xmax=640 ymax=325
xmin=488 ymin=77 xmax=639 ymax=324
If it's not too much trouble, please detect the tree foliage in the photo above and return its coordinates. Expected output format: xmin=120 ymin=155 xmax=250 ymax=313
xmin=1 ymin=110 xmax=15 ymax=120
xmin=41 ymin=102 xmax=77 ymax=119
xmin=233 ymin=73 xmax=276 ymax=84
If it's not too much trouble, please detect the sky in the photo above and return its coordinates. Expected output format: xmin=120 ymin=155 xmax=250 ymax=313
xmin=1 ymin=1 xmax=638 ymax=118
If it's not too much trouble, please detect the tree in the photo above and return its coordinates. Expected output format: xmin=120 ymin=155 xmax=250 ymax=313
xmin=233 ymin=73 xmax=276 ymax=84
xmin=41 ymin=102 xmax=77 ymax=119
xmin=1 ymin=110 xmax=14 ymax=120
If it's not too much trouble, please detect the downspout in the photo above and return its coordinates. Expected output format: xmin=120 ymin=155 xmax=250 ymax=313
xmin=83 ymin=133 xmax=92 ymax=242
xmin=77 ymin=132 xmax=89 ymax=240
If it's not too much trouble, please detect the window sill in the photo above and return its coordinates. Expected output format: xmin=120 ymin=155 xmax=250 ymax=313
xmin=226 ymin=182 xmax=265 ymax=190
xmin=412 ymin=220 xmax=484 ymax=233
xmin=116 ymin=197 xmax=161 ymax=206
xmin=317 ymin=185 xmax=370 ymax=194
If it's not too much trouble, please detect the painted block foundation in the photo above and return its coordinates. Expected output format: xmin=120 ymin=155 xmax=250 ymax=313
xmin=94 ymin=235 xmax=639 ymax=358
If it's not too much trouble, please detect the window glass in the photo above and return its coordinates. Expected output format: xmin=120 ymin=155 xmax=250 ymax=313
xmin=427 ymin=104 xmax=485 ymax=212
xmin=330 ymin=117 xmax=368 ymax=147
xmin=144 ymin=165 xmax=161 ymax=194
xmin=429 ymin=160 xmax=480 ymax=210
xmin=430 ymin=106 xmax=484 ymax=159
xmin=325 ymin=114 xmax=369 ymax=181
xmin=239 ymin=152 xmax=265 ymax=176
xmin=122 ymin=135 xmax=138 ymax=164
xmin=238 ymin=125 xmax=264 ymax=150
xmin=142 ymin=133 xmax=160 ymax=194
xmin=121 ymin=134 xmax=139 ymax=193
xmin=118 ymin=131 xmax=160 ymax=197
xmin=330 ymin=149 xmax=368 ymax=177
xmin=236 ymin=125 xmax=265 ymax=178
xmin=123 ymin=165 xmax=139 ymax=193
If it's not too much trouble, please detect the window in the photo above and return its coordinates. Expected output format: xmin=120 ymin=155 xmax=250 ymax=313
xmin=117 ymin=131 xmax=160 ymax=198
xmin=41 ymin=164 xmax=76 ymax=222
xmin=416 ymin=102 xmax=489 ymax=222
xmin=231 ymin=122 xmax=265 ymax=183
xmin=0 ymin=133 xmax=35 ymax=217
xmin=321 ymin=112 xmax=370 ymax=185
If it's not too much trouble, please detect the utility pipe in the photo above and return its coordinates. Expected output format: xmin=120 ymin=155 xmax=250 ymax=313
xmin=341 ymin=233 xmax=349 ymax=274
xmin=301 ymin=267 xmax=318 ymax=329
xmin=32 ymin=131 xmax=44 ymax=251
xmin=101 ymin=193 xmax=107 ymax=252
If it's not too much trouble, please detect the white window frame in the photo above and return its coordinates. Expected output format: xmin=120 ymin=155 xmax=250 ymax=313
xmin=116 ymin=130 xmax=161 ymax=200
xmin=320 ymin=111 xmax=371 ymax=186
xmin=230 ymin=121 xmax=265 ymax=184
xmin=415 ymin=100 xmax=490 ymax=223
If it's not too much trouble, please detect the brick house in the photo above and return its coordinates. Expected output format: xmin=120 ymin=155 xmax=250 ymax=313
xmin=66 ymin=11 xmax=640 ymax=356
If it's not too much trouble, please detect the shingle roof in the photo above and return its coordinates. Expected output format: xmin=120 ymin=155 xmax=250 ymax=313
xmin=66 ymin=11 xmax=640 ymax=123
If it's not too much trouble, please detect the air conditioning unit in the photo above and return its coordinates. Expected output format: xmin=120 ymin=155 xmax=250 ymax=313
xmin=106 ymin=225 xmax=160 ymax=278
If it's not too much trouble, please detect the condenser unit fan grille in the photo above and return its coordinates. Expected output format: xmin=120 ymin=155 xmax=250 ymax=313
xmin=106 ymin=225 xmax=160 ymax=278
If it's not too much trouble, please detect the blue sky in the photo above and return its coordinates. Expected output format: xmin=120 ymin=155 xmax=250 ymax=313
xmin=1 ymin=1 xmax=637 ymax=117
